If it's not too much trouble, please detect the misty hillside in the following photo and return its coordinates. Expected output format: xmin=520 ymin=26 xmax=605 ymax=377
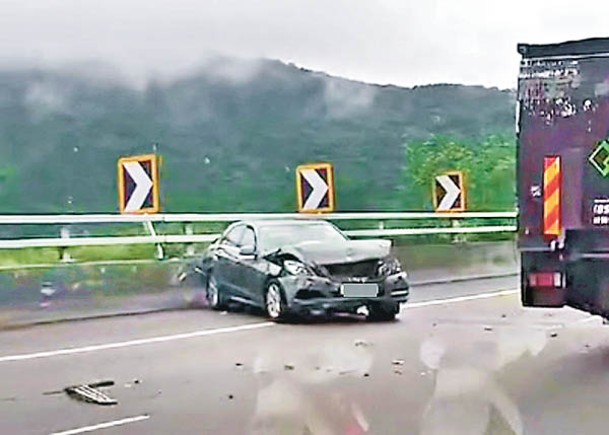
xmin=0 ymin=57 xmax=515 ymax=214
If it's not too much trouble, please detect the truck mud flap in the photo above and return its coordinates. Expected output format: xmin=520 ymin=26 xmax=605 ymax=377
xmin=565 ymin=259 xmax=609 ymax=318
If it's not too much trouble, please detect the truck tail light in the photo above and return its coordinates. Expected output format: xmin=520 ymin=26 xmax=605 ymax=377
xmin=543 ymin=156 xmax=561 ymax=237
xmin=528 ymin=272 xmax=563 ymax=288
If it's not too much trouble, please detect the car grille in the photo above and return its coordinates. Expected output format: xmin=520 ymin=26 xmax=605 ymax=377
xmin=324 ymin=259 xmax=378 ymax=281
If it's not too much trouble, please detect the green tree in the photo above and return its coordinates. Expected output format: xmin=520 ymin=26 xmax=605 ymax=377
xmin=404 ymin=134 xmax=515 ymax=211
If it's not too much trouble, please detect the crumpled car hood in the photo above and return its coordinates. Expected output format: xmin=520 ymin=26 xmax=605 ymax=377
xmin=277 ymin=239 xmax=392 ymax=265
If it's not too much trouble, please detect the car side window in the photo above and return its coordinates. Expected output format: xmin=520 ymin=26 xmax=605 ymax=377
xmin=222 ymin=225 xmax=245 ymax=247
xmin=240 ymin=226 xmax=256 ymax=248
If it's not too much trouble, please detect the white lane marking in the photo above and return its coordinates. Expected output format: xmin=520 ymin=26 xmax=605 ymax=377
xmin=0 ymin=322 xmax=273 ymax=363
xmin=50 ymin=415 xmax=150 ymax=435
xmin=404 ymin=289 xmax=519 ymax=309
xmin=0 ymin=290 xmax=518 ymax=364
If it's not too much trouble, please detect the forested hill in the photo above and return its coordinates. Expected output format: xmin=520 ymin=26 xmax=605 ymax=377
xmin=0 ymin=57 xmax=515 ymax=213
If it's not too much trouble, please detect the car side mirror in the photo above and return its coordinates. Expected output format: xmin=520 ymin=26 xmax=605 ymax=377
xmin=239 ymin=245 xmax=257 ymax=257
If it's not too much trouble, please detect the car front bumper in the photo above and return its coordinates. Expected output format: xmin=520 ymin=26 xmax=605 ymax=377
xmin=279 ymin=272 xmax=410 ymax=314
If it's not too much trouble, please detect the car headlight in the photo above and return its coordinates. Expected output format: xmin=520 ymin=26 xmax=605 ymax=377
xmin=377 ymin=257 xmax=403 ymax=276
xmin=283 ymin=260 xmax=310 ymax=275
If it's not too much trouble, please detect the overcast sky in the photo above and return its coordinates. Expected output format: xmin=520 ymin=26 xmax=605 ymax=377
xmin=2 ymin=0 xmax=609 ymax=89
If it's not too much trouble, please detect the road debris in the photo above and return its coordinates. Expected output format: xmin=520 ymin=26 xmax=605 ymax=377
xmin=284 ymin=364 xmax=295 ymax=371
xmin=393 ymin=370 xmax=403 ymax=375
xmin=391 ymin=359 xmax=405 ymax=366
xmin=363 ymin=373 xmax=370 ymax=378
xmin=354 ymin=339 xmax=370 ymax=347
xmin=550 ymin=332 xmax=558 ymax=338
xmin=64 ymin=381 xmax=117 ymax=406
xmin=484 ymin=326 xmax=493 ymax=332
xmin=228 ymin=394 xmax=234 ymax=400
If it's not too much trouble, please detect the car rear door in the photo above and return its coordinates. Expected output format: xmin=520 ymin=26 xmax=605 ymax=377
xmin=213 ymin=224 xmax=246 ymax=297
xmin=234 ymin=225 xmax=268 ymax=306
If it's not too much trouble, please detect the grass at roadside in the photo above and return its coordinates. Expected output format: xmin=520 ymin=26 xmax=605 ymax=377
xmin=0 ymin=232 xmax=515 ymax=269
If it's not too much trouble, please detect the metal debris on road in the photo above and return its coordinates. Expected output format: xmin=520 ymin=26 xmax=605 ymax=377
xmin=64 ymin=382 xmax=117 ymax=406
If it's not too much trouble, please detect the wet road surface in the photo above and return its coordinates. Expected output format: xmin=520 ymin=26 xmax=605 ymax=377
xmin=1 ymin=276 xmax=608 ymax=435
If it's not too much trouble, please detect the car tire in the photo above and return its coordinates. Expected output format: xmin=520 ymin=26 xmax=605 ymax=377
xmin=207 ymin=272 xmax=227 ymax=311
xmin=265 ymin=280 xmax=290 ymax=322
xmin=367 ymin=302 xmax=399 ymax=322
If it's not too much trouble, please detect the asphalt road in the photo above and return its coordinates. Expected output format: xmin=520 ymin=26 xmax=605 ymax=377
xmin=1 ymin=276 xmax=608 ymax=435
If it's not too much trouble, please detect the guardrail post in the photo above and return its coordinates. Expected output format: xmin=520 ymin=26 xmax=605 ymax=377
xmin=185 ymin=223 xmax=195 ymax=257
xmin=59 ymin=226 xmax=73 ymax=263
xmin=143 ymin=221 xmax=164 ymax=260
xmin=451 ymin=220 xmax=466 ymax=244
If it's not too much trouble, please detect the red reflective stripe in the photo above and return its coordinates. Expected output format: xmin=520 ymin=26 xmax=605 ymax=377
xmin=543 ymin=156 xmax=561 ymax=237
xmin=544 ymin=207 xmax=560 ymax=230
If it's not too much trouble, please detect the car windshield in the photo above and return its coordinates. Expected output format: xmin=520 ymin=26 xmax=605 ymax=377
xmin=258 ymin=223 xmax=347 ymax=252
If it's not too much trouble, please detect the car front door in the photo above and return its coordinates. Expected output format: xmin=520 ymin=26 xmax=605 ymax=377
xmin=233 ymin=225 xmax=268 ymax=306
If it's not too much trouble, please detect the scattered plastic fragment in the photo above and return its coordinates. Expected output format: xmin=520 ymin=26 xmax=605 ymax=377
xmin=354 ymin=339 xmax=370 ymax=347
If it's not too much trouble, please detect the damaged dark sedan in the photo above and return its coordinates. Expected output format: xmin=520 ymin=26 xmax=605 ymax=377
xmin=195 ymin=219 xmax=409 ymax=322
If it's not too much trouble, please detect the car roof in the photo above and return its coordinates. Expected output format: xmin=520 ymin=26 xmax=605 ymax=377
xmin=236 ymin=219 xmax=332 ymax=228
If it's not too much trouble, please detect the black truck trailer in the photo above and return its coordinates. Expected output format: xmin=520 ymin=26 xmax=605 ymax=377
xmin=518 ymin=37 xmax=609 ymax=319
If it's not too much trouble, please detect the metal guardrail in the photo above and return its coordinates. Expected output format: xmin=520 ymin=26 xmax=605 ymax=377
xmin=0 ymin=212 xmax=517 ymax=252
xmin=0 ymin=211 xmax=517 ymax=225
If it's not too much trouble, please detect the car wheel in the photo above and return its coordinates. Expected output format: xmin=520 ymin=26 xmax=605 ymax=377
xmin=265 ymin=280 xmax=289 ymax=322
xmin=207 ymin=273 xmax=227 ymax=311
xmin=367 ymin=303 xmax=399 ymax=322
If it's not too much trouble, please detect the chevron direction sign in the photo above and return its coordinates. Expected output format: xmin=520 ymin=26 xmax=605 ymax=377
xmin=118 ymin=154 xmax=161 ymax=214
xmin=433 ymin=171 xmax=465 ymax=212
xmin=296 ymin=163 xmax=335 ymax=213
